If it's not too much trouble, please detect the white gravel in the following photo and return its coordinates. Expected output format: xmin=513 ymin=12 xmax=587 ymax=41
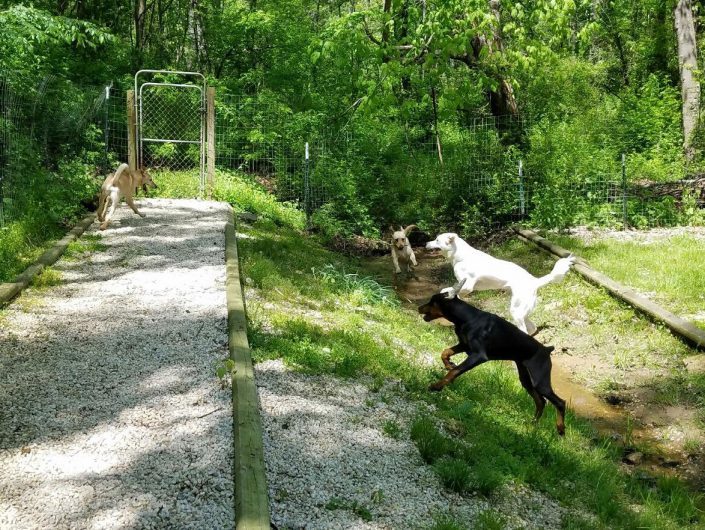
xmin=0 ymin=199 xmax=234 ymax=529
xmin=256 ymin=359 xmax=568 ymax=529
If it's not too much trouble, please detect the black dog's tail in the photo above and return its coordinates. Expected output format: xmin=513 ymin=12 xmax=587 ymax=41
xmin=524 ymin=345 xmax=555 ymax=389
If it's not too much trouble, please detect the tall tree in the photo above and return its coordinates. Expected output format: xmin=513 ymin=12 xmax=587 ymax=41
xmin=674 ymin=0 xmax=700 ymax=161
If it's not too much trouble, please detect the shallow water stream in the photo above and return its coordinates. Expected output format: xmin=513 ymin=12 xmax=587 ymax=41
xmin=363 ymin=247 xmax=705 ymax=490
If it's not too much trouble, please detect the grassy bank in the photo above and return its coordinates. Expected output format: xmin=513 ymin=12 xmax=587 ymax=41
xmin=0 ymin=215 xmax=73 ymax=283
xmin=544 ymin=231 xmax=705 ymax=330
xmin=15 ymin=169 xmax=694 ymax=528
xmin=233 ymin=220 xmax=703 ymax=528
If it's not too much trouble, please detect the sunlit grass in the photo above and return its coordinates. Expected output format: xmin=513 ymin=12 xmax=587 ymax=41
xmin=150 ymin=169 xmax=305 ymax=230
xmin=0 ymin=215 xmax=64 ymax=282
xmin=547 ymin=233 xmax=705 ymax=329
xmin=64 ymin=233 xmax=107 ymax=260
xmin=31 ymin=267 xmax=62 ymax=288
xmin=239 ymin=217 xmax=704 ymax=528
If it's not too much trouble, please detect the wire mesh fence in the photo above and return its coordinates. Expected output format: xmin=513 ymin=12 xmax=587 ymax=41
xmin=0 ymin=75 xmax=109 ymax=227
xmin=1 ymin=72 xmax=703 ymax=233
xmin=214 ymin=93 xmax=337 ymax=212
xmin=139 ymin=84 xmax=204 ymax=171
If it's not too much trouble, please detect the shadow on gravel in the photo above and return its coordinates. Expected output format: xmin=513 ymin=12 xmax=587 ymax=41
xmin=0 ymin=200 xmax=235 ymax=528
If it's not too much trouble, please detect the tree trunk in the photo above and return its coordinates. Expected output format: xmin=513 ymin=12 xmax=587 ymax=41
xmin=487 ymin=0 xmax=518 ymax=119
xmin=134 ymin=0 xmax=147 ymax=62
xmin=675 ymin=0 xmax=700 ymax=162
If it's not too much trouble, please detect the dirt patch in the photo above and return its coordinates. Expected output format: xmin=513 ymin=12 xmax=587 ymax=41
xmin=566 ymin=225 xmax=705 ymax=245
xmin=363 ymin=246 xmax=705 ymax=491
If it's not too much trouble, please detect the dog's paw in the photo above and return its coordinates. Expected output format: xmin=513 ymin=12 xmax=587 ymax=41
xmin=428 ymin=381 xmax=445 ymax=392
xmin=139 ymin=213 xmax=147 ymax=218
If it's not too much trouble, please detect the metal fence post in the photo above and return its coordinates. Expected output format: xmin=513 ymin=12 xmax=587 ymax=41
xmin=0 ymin=78 xmax=5 ymax=228
xmin=103 ymin=85 xmax=111 ymax=174
xmin=304 ymin=142 xmax=311 ymax=229
xmin=127 ymin=90 xmax=137 ymax=171
xmin=621 ymin=153 xmax=627 ymax=230
xmin=518 ymin=159 xmax=525 ymax=218
xmin=206 ymin=87 xmax=215 ymax=199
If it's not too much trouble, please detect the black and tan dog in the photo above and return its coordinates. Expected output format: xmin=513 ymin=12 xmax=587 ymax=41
xmin=418 ymin=279 xmax=567 ymax=435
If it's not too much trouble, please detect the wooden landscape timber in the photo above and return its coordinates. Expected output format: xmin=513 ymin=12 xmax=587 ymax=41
xmin=514 ymin=227 xmax=705 ymax=351
xmin=0 ymin=214 xmax=95 ymax=307
xmin=224 ymin=210 xmax=272 ymax=530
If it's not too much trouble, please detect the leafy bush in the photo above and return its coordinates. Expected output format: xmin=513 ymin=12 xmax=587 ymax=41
xmin=311 ymin=264 xmax=398 ymax=307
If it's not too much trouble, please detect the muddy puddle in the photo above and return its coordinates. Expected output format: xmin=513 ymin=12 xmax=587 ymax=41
xmin=362 ymin=248 xmax=705 ymax=490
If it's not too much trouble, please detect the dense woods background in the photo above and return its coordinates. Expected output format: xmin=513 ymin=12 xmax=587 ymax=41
xmin=2 ymin=0 xmax=705 ymax=240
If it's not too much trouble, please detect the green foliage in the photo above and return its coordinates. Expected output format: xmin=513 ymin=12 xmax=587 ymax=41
xmin=215 ymin=358 xmax=236 ymax=381
xmin=381 ymin=420 xmax=402 ymax=440
xmin=0 ymin=214 xmax=63 ymax=282
xmin=324 ymin=497 xmax=372 ymax=522
xmin=241 ymin=218 xmax=705 ymax=528
xmin=311 ymin=264 xmax=398 ymax=307
xmin=31 ymin=267 xmax=62 ymax=288
xmin=0 ymin=6 xmax=118 ymax=79
xmin=434 ymin=457 xmax=473 ymax=494
xmin=475 ymin=510 xmax=509 ymax=530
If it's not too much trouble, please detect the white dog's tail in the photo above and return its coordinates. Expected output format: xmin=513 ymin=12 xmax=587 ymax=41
xmin=533 ymin=254 xmax=576 ymax=290
xmin=113 ymin=163 xmax=129 ymax=179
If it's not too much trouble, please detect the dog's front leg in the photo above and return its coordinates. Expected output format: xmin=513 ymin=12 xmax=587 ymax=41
xmin=391 ymin=248 xmax=401 ymax=275
xmin=125 ymin=194 xmax=146 ymax=218
xmin=429 ymin=351 xmax=488 ymax=391
xmin=440 ymin=344 xmax=464 ymax=370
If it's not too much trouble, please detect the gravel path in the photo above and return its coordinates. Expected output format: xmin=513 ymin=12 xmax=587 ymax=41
xmin=0 ymin=199 xmax=234 ymax=529
xmin=256 ymin=359 xmax=567 ymax=530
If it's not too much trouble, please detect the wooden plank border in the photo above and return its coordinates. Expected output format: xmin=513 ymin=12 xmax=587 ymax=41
xmin=224 ymin=210 xmax=271 ymax=530
xmin=513 ymin=227 xmax=705 ymax=351
xmin=0 ymin=214 xmax=96 ymax=307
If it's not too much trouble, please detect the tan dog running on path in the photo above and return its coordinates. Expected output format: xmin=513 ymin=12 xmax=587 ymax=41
xmin=391 ymin=224 xmax=418 ymax=281
xmin=97 ymin=163 xmax=156 ymax=230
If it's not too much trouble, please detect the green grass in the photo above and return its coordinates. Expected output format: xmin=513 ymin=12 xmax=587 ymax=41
xmin=64 ymin=233 xmax=107 ymax=260
xmin=150 ymin=168 xmax=305 ymax=230
xmin=324 ymin=496 xmax=372 ymax=522
xmin=31 ymin=267 xmax=62 ymax=288
xmin=147 ymin=170 xmax=705 ymax=528
xmin=0 ymin=214 xmax=66 ymax=282
xmin=547 ymin=232 xmax=705 ymax=328
xmin=237 ymin=219 xmax=703 ymax=528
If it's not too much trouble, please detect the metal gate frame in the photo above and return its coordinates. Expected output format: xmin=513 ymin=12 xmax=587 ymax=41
xmin=134 ymin=70 xmax=206 ymax=196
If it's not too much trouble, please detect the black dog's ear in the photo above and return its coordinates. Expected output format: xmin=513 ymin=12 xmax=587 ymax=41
xmin=544 ymin=345 xmax=555 ymax=354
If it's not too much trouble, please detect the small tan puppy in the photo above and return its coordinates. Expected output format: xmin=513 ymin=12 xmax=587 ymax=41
xmin=97 ymin=163 xmax=156 ymax=230
xmin=390 ymin=224 xmax=418 ymax=280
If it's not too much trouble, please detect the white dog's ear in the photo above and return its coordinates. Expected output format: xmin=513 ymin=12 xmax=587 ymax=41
xmin=441 ymin=278 xmax=466 ymax=299
xmin=447 ymin=234 xmax=456 ymax=244
xmin=441 ymin=287 xmax=455 ymax=299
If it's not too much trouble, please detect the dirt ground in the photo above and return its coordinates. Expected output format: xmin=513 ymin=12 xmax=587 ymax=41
xmin=362 ymin=246 xmax=705 ymax=491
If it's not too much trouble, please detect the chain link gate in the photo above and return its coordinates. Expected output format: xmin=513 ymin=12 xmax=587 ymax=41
xmin=134 ymin=70 xmax=206 ymax=195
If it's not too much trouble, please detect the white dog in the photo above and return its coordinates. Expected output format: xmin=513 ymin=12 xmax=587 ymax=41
xmin=390 ymin=225 xmax=418 ymax=280
xmin=97 ymin=163 xmax=156 ymax=230
xmin=426 ymin=232 xmax=575 ymax=335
